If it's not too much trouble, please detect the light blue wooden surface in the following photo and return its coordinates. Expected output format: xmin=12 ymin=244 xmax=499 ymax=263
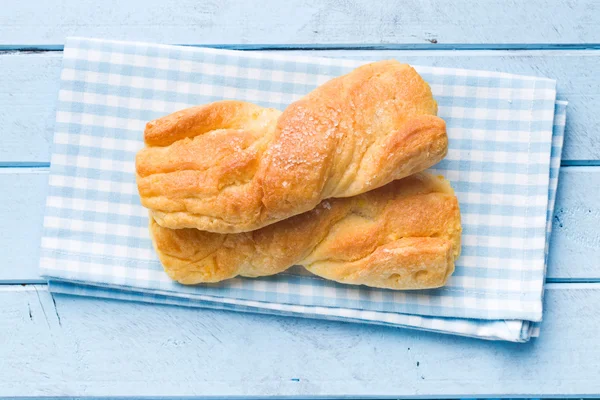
xmin=1 ymin=0 xmax=599 ymax=46
xmin=1 ymin=284 xmax=599 ymax=398
xmin=1 ymin=0 xmax=599 ymax=397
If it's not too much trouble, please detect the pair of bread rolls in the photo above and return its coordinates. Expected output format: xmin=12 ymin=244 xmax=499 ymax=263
xmin=136 ymin=60 xmax=461 ymax=290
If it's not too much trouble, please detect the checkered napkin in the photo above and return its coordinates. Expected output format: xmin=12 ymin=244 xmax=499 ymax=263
xmin=39 ymin=37 xmax=565 ymax=342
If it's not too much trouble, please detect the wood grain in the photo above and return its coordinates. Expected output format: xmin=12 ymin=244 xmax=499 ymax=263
xmin=1 ymin=0 xmax=599 ymax=46
xmin=1 ymin=51 xmax=599 ymax=163
xmin=0 ymin=284 xmax=598 ymax=397
xmin=2 ymin=167 xmax=599 ymax=283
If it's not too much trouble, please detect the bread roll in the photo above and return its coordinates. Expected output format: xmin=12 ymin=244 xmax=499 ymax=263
xmin=149 ymin=172 xmax=461 ymax=290
xmin=137 ymin=60 xmax=448 ymax=233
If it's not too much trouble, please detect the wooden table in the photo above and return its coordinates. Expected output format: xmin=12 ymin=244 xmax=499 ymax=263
xmin=1 ymin=1 xmax=599 ymax=398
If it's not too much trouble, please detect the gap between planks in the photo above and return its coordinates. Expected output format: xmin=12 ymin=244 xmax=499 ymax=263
xmin=3 ymin=280 xmax=600 ymax=286
xmin=1 ymin=163 xmax=596 ymax=169
xmin=3 ymin=43 xmax=600 ymax=52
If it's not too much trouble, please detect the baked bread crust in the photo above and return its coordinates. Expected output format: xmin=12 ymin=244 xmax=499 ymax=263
xmin=149 ymin=172 xmax=461 ymax=290
xmin=137 ymin=60 xmax=448 ymax=233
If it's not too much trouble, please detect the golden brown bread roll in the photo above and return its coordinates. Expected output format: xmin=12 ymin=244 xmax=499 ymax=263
xmin=149 ymin=172 xmax=461 ymax=290
xmin=136 ymin=60 xmax=448 ymax=233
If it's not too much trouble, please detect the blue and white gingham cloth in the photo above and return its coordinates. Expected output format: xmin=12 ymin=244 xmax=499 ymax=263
xmin=39 ymin=37 xmax=566 ymax=342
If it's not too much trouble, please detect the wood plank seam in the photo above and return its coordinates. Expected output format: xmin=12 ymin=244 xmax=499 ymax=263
xmin=3 ymin=44 xmax=600 ymax=52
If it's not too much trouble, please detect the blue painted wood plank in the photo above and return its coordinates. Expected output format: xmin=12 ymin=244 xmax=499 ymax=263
xmin=0 ymin=53 xmax=61 ymax=164
xmin=549 ymin=167 xmax=600 ymax=281
xmin=0 ymin=283 xmax=598 ymax=397
xmin=0 ymin=169 xmax=48 ymax=283
xmin=0 ymin=0 xmax=599 ymax=46
xmin=1 ymin=50 xmax=599 ymax=163
xmin=1 ymin=167 xmax=599 ymax=283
